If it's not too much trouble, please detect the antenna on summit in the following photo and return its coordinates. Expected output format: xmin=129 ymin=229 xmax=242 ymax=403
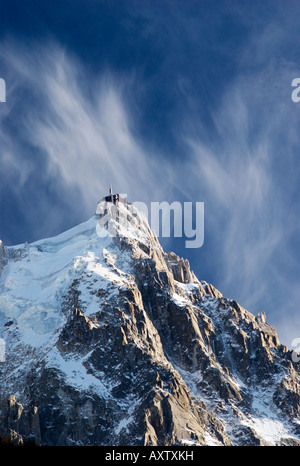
xmin=96 ymin=186 xmax=127 ymax=215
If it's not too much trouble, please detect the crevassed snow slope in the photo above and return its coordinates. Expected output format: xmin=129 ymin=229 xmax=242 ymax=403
xmin=0 ymin=215 xmax=114 ymax=347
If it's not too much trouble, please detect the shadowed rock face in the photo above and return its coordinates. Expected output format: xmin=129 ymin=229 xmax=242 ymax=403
xmin=0 ymin=395 xmax=40 ymax=445
xmin=0 ymin=202 xmax=299 ymax=446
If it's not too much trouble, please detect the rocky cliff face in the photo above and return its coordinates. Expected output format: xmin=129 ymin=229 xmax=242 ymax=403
xmin=0 ymin=201 xmax=300 ymax=446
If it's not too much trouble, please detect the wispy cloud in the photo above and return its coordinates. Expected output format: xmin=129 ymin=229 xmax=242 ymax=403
xmin=0 ymin=40 xmax=176 ymax=225
xmin=177 ymin=29 xmax=300 ymax=343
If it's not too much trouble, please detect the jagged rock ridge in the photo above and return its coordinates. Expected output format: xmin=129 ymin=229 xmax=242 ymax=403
xmin=0 ymin=201 xmax=300 ymax=446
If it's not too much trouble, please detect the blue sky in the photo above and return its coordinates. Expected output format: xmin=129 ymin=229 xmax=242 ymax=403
xmin=0 ymin=0 xmax=300 ymax=346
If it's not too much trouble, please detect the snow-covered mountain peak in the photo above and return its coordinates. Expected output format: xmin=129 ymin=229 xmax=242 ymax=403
xmin=0 ymin=199 xmax=161 ymax=351
xmin=1 ymin=200 xmax=300 ymax=447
